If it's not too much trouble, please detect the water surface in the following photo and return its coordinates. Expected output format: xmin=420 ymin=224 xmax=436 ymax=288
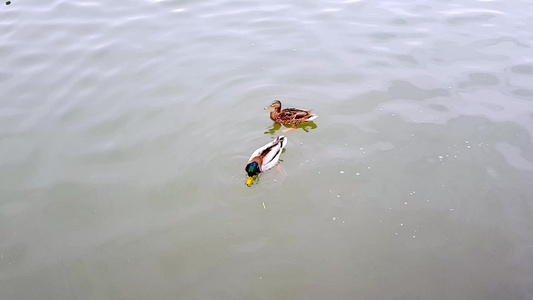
xmin=1 ymin=0 xmax=533 ymax=299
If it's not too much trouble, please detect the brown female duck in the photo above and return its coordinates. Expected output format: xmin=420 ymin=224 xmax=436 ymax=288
xmin=265 ymin=100 xmax=318 ymax=126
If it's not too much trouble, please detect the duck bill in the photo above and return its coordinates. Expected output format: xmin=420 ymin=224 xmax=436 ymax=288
xmin=246 ymin=177 xmax=253 ymax=186
xmin=264 ymin=106 xmax=272 ymax=110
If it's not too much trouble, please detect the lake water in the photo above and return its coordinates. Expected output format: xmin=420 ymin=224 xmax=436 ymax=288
xmin=2 ymin=0 xmax=533 ymax=298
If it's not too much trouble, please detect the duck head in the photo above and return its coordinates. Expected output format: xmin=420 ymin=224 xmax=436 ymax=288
xmin=265 ymin=100 xmax=282 ymax=112
xmin=245 ymin=161 xmax=260 ymax=186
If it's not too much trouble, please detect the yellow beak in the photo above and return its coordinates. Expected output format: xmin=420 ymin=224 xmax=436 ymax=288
xmin=246 ymin=177 xmax=253 ymax=186
xmin=264 ymin=106 xmax=272 ymax=110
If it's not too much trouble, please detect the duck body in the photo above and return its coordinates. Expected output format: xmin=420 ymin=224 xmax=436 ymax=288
xmin=245 ymin=136 xmax=287 ymax=186
xmin=265 ymin=100 xmax=318 ymax=126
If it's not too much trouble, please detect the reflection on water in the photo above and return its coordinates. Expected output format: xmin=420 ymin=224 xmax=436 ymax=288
xmin=1 ymin=0 xmax=533 ymax=299
xmin=264 ymin=122 xmax=318 ymax=135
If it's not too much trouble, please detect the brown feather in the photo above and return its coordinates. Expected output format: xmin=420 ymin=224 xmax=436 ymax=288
xmin=268 ymin=101 xmax=317 ymax=126
xmin=249 ymin=156 xmax=263 ymax=171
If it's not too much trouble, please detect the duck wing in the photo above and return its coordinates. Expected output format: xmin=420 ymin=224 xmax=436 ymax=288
xmin=248 ymin=136 xmax=287 ymax=171
xmin=280 ymin=108 xmax=316 ymax=122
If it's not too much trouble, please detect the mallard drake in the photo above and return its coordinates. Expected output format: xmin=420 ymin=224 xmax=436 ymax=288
xmin=265 ymin=100 xmax=318 ymax=126
xmin=245 ymin=136 xmax=287 ymax=186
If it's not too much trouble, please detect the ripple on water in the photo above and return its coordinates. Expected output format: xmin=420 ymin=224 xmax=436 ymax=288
xmin=510 ymin=64 xmax=533 ymax=75
xmin=511 ymin=89 xmax=533 ymax=98
xmin=457 ymin=72 xmax=500 ymax=90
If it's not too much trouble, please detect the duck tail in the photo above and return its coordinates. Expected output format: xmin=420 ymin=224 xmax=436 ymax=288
xmin=307 ymin=114 xmax=318 ymax=121
xmin=278 ymin=135 xmax=287 ymax=148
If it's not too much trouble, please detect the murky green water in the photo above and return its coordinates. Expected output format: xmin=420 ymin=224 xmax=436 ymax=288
xmin=2 ymin=0 xmax=533 ymax=298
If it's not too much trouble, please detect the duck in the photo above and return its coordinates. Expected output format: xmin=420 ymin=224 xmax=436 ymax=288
xmin=245 ymin=136 xmax=287 ymax=186
xmin=265 ymin=100 xmax=318 ymax=126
